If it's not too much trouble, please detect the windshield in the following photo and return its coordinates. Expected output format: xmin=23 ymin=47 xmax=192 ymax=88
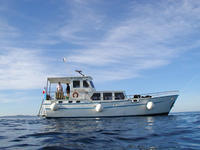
xmin=90 ymin=81 xmax=95 ymax=88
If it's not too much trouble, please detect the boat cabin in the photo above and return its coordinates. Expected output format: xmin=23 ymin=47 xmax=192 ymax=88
xmin=45 ymin=76 xmax=126 ymax=102
xmin=46 ymin=76 xmax=95 ymax=100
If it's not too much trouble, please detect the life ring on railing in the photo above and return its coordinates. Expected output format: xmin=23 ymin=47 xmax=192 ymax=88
xmin=72 ymin=91 xmax=79 ymax=98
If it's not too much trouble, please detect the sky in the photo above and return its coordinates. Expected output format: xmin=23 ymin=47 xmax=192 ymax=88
xmin=0 ymin=0 xmax=200 ymax=116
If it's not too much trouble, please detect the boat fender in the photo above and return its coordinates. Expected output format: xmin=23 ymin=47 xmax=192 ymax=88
xmin=72 ymin=91 xmax=79 ymax=98
xmin=95 ymin=104 xmax=103 ymax=112
xmin=50 ymin=102 xmax=58 ymax=111
xmin=146 ymin=101 xmax=154 ymax=110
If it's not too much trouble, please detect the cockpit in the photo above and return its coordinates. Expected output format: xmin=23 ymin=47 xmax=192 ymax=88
xmin=45 ymin=76 xmax=95 ymax=100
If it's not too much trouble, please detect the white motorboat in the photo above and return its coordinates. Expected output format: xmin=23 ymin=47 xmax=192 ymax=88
xmin=38 ymin=71 xmax=179 ymax=118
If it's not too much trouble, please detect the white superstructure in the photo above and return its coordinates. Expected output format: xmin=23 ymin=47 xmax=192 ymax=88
xmin=38 ymin=74 xmax=179 ymax=118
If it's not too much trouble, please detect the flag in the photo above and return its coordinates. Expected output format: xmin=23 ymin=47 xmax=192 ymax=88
xmin=43 ymin=88 xmax=46 ymax=100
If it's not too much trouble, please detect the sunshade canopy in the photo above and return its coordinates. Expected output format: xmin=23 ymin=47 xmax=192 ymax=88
xmin=47 ymin=76 xmax=93 ymax=84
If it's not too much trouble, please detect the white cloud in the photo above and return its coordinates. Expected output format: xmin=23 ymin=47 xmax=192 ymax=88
xmin=0 ymin=19 xmax=20 ymax=46
xmin=0 ymin=91 xmax=27 ymax=103
xmin=54 ymin=0 xmax=105 ymax=45
xmin=1 ymin=0 xmax=200 ymax=89
xmin=58 ymin=0 xmax=200 ymax=81
xmin=0 ymin=15 xmax=50 ymax=90
xmin=0 ymin=47 xmax=48 ymax=90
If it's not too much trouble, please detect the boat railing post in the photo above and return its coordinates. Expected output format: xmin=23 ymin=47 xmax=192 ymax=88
xmin=38 ymin=96 xmax=45 ymax=117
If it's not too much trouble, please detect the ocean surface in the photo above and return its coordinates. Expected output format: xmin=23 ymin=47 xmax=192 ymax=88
xmin=0 ymin=112 xmax=200 ymax=150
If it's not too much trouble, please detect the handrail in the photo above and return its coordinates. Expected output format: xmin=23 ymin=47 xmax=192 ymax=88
xmin=38 ymin=97 xmax=45 ymax=116
xmin=46 ymin=91 xmax=94 ymax=100
xmin=44 ymin=90 xmax=179 ymax=101
xmin=126 ymin=90 xmax=179 ymax=99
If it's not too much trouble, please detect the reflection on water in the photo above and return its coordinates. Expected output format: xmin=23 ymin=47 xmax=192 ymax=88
xmin=0 ymin=112 xmax=200 ymax=150
xmin=145 ymin=117 xmax=154 ymax=132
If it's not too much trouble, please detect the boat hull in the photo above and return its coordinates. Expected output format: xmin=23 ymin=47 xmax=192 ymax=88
xmin=40 ymin=95 xmax=178 ymax=118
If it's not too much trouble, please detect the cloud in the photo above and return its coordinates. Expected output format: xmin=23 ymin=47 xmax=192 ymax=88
xmin=0 ymin=90 xmax=28 ymax=103
xmin=1 ymin=0 xmax=200 ymax=89
xmin=0 ymin=47 xmax=48 ymax=90
xmin=0 ymin=20 xmax=20 ymax=47
xmin=58 ymin=0 xmax=200 ymax=81
xmin=51 ymin=0 xmax=105 ymax=45
xmin=0 ymin=12 xmax=50 ymax=90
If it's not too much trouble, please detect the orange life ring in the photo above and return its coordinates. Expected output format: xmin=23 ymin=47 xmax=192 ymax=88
xmin=72 ymin=91 xmax=79 ymax=98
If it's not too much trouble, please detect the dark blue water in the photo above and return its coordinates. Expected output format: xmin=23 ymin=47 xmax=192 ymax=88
xmin=0 ymin=112 xmax=200 ymax=150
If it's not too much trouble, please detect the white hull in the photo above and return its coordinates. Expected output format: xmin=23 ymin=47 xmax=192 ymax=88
xmin=39 ymin=95 xmax=178 ymax=118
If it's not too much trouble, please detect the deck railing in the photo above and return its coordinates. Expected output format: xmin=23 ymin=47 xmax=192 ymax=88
xmin=45 ymin=91 xmax=93 ymax=100
xmin=126 ymin=90 xmax=179 ymax=99
xmin=45 ymin=90 xmax=179 ymax=101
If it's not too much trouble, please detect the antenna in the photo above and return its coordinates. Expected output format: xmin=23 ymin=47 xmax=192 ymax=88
xmin=63 ymin=57 xmax=85 ymax=76
xmin=75 ymin=70 xmax=85 ymax=76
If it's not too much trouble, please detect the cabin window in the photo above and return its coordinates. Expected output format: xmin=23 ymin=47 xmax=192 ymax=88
xmin=90 ymin=81 xmax=95 ymax=88
xmin=115 ymin=92 xmax=125 ymax=100
xmin=83 ymin=80 xmax=89 ymax=88
xmin=103 ymin=93 xmax=112 ymax=100
xmin=73 ymin=80 xmax=80 ymax=88
xmin=91 ymin=93 xmax=101 ymax=101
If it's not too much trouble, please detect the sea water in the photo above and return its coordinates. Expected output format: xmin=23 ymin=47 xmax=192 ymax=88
xmin=0 ymin=112 xmax=200 ymax=150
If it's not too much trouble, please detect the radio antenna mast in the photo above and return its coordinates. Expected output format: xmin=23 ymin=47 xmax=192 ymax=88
xmin=75 ymin=70 xmax=85 ymax=76
xmin=63 ymin=57 xmax=85 ymax=76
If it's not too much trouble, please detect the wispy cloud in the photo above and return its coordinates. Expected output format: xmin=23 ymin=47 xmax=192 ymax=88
xmin=56 ymin=0 xmax=200 ymax=81
xmin=0 ymin=20 xmax=20 ymax=47
xmin=55 ymin=0 xmax=105 ymax=45
xmin=0 ymin=90 xmax=29 ymax=103
xmin=1 ymin=0 xmax=200 ymax=90
xmin=0 ymin=47 xmax=48 ymax=90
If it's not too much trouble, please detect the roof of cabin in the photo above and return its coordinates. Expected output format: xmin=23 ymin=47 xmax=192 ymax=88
xmin=47 ymin=76 xmax=93 ymax=83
